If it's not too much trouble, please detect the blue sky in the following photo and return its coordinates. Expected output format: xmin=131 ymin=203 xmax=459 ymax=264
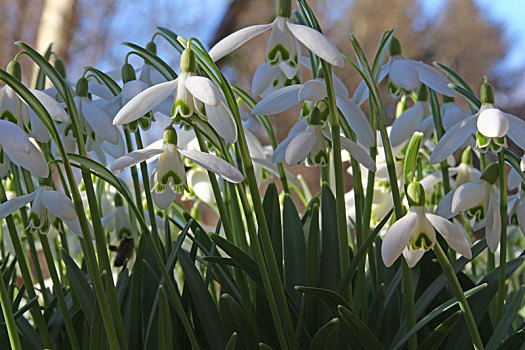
xmin=95 ymin=0 xmax=525 ymax=78
xmin=422 ymin=0 xmax=525 ymax=73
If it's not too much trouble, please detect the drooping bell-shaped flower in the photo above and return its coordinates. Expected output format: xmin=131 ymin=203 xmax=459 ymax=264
xmin=113 ymin=47 xmax=237 ymax=143
xmin=0 ymin=120 xmax=48 ymax=178
xmin=0 ymin=185 xmax=86 ymax=237
xmin=252 ymin=76 xmax=375 ymax=147
xmin=435 ymin=163 xmax=501 ymax=252
xmin=382 ymin=181 xmax=472 ymax=268
xmin=430 ymin=80 xmax=525 ymax=164
xmin=74 ymin=77 xmax=120 ymax=149
xmin=111 ymin=126 xmax=244 ymax=209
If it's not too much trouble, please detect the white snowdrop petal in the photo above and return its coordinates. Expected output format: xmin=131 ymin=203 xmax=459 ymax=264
xmin=505 ymin=114 xmax=525 ymax=150
xmin=122 ymin=80 xmax=149 ymax=100
xmin=278 ymin=61 xmax=298 ymax=80
xmin=286 ymin=21 xmax=344 ymax=67
xmin=272 ymin=137 xmax=294 ymax=163
xmin=151 ymin=186 xmax=176 ymax=210
xmin=188 ymin=169 xmax=215 ymax=204
xmin=451 ymin=181 xmax=488 ymax=213
xmin=111 ymin=148 xmax=163 ymax=174
xmin=477 ymin=108 xmax=509 ymax=138
xmin=180 ymin=149 xmax=244 ymax=183
xmin=430 ymin=114 xmax=477 ymax=164
xmin=101 ymin=133 xmax=126 ymax=159
xmin=411 ymin=61 xmax=456 ymax=97
xmin=82 ymin=100 xmax=120 ymax=145
xmin=41 ymin=191 xmax=77 ymax=221
xmin=30 ymin=89 xmax=69 ymax=122
xmin=0 ymin=120 xmax=33 ymax=153
xmin=507 ymin=168 xmax=521 ymax=191
xmin=209 ymin=23 xmax=273 ymax=61
xmin=426 ymin=213 xmax=472 ymax=259
xmin=206 ymin=101 xmax=237 ymax=143
xmin=284 ymin=129 xmax=317 ymax=165
xmin=389 ymin=59 xmax=419 ymax=91
xmin=389 ymin=103 xmax=425 ymax=147
xmin=252 ymin=84 xmax=302 ymax=115
xmin=332 ymin=73 xmax=349 ymax=97
xmin=4 ymin=141 xmax=49 ymax=178
xmin=335 ymin=94 xmax=374 ymax=146
xmin=352 ymin=64 xmax=389 ymax=106
xmin=298 ymin=79 xmax=327 ymax=101
xmin=435 ymin=190 xmax=458 ymax=219
xmin=442 ymin=104 xmax=470 ymax=131
xmin=184 ymin=76 xmax=221 ymax=106
xmin=0 ymin=192 xmax=36 ymax=221
xmin=252 ymin=157 xmax=301 ymax=189
xmin=485 ymin=192 xmax=501 ymax=253
xmin=340 ymin=137 xmax=376 ymax=172
xmin=29 ymin=110 xmax=50 ymax=143
xmin=252 ymin=63 xmax=280 ymax=97
xmin=113 ymin=80 xmax=178 ymax=125
xmin=381 ymin=211 xmax=418 ymax=267
xmin=63 ymin=217 xmax=94 ymax=239
xmin=403 ymin=248 xmax=425 ymax=268
xmin=88 ymin=82 xmax=114 ymax=100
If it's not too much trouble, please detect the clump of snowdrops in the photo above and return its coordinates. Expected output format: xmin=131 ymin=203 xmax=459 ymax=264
xmin=0 ymin=0 xmax=523 ymax=349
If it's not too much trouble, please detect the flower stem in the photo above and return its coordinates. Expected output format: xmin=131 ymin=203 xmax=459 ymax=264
xmin=321 ymin=61 xmax=351 ymax=277
xmin=0 ymin=264 xmax=22 ymax=350
xmin=496 ymin=150 xmax=508 ymax=322
xmin=433 ymin=241 xmax=484 ymax=349
xmin=0 ymin=181 xmax=52 ymax=347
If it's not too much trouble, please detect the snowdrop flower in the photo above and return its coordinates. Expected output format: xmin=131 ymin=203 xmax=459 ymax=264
xmin=382 ymin=181 xmax=472 ymax=268
xmin=430 ymin=81 xmax=525 ymax=164
xmin=390 ymin=85 xmax=432 ymax=147
xmin=252 ymin=77 xmax=375 ymax=147
xmin=74 ymin=77 xmax=120 ymax=150
xmin=509 ymin=185 xmax=525 ymax=234
xmin=113 ymin=47 xmax=237 ymax=143
xmin=111 ymin=126 xmax=244 ymax=209
xmin=435 ymin=163 xmax=500 ymax=252
xmin=352 ymin=38 xmax=455 ymax=106
xmin=0 ymin=120 xmax=48 ymax=178
xmin=209 ymin=3 xmax=344 ymax=90
xmin=0 ymin=186 xmax=85 ymax=237
xmin=441 ymin=96 xmax=471 ymax=131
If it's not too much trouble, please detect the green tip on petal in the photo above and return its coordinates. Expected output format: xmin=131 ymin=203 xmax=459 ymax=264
xmin=480 ymin=162 xmax=499 ymax=185
xmin=163 ymin=126 xmax=178 ymax=145
xmin=75 ymin=77 xmax=89 ymax=97
xmin=389 ymin=37 xmax=402 ymax=56
xmin=6 ymin=60 xmax=22 ymax=81
xmin=407 ymin=181 xmax=425 ymax=207
xmin=180 ymin=48 xmax=196 ymax=73
xmin=461 ymin=147 xmax=472 ymax=165
xmin=480 ymin=80 xmax=495 ymax=105
xmin=121 ymin=63 xmax=136 ymax=83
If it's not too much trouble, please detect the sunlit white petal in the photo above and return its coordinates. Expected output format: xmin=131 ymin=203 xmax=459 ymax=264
xmin=252 ymin=85 xmax=302 ymax=115
xmin=426 ymin=213 xmax=471 ymax=258
xmin=184 ymin=76 xmax=221 ymax=106
xmin=477 ymin=108 xmax=509 ymax=138
xmin=180 ymin=149 xmax=244 ymax=183
xmin=111 ymin=148 xmax=163 ymax=174
xmin=41 ymin=191 xmax=76 ymax=221
xmin=0 ymin=192 xmax=36 ymax=221
xmin=335 ymin=94 xmax=374 ymax=146
xmin=382 ymin=211 xmax=418 ymax=267
xmin=210 ymin=23 xmax=273 ymax=61
xmin=411 ymin=61 xmax=456 ymax=97
xmin=430 ymin=114 xmax=477 ymax=164
xmin=451 ymin=181 xmax=488 ymax=213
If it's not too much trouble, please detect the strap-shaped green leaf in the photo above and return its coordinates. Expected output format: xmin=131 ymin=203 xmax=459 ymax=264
xmin=338 ymin=305 xmax=385 ymax=350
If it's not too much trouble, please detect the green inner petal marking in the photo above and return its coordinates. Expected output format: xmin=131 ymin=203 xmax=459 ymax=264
xmin=173 ymin=100 xmax=191 ymax=117
xmin=160 ymin=170 xmax=182 ymax=186
xmin=268 ymin=44 xmax=290 ymax=65
xmin=410 ymin=232 xmax=433 ymax=251
xmin=466 ymin=205 xmax=485 ymax=221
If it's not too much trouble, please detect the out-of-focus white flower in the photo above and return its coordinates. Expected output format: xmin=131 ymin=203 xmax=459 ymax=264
xmin=382 ymin=181 xmax=471 ymax=268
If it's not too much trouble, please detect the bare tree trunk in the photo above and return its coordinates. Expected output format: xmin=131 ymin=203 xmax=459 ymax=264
xmin=31 ymin=0 xmax=77 ymax=85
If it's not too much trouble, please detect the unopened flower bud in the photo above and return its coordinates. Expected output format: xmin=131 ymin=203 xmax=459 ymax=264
xmin=121 ymin=63 xmax=136 ymax=83
xmin=6 ymin=60 xmax=21 ymax=81
xmin=75 ymin=77 xmax=89 ymax=97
